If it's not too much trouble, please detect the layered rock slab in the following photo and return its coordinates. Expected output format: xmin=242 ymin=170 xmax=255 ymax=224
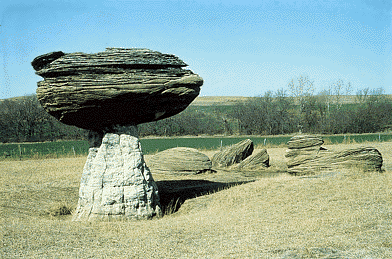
xmin=235 ymin=149 xmax=270 ymax=170
xmin=148 ymin=147 xmax=213 ymax=175
xmin=285 ymin=135 xmax=383 ymax=175
xmin=73 ymin=126 xmax=161 ymax=221
xmin=211 ymin=139 xmax=254 ymax=168
xmin=32 ymin=48 xmax=203 ymax=131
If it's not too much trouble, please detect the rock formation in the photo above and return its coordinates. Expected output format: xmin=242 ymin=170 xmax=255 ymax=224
xmin=285 ymin=135 xmax=325 ymax=161
xmin=211 ymin=139 xmax=270 ymax=170
xmin=286 ymin=135 xmax=324 ymax=150
xmin=235 ymin=149 xmax=269 ymax=170
xmin=211 ymin=139 xmax=256 ymax=168
xmin=32 ymin=48 xmax=203 ymax=131
xmin=73 ymin=126 xmax=161 ymax=220
xmin=147 ymin=147 xmax=213 ymax=175
xmin=32 ymin=48 xmax=203 ymax=221
xmin=285 ymin=135 xmax=383 ymax=175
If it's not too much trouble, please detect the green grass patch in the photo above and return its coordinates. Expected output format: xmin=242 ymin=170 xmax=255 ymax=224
xmin=1 ymin=133 xmax=391 ymax=160
xmin=0 ymin=140 xmax=89 ymax=160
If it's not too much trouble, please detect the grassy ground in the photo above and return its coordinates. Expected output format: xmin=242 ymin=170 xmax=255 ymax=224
xmin=1 ymin=142 xmax=392 ymax=258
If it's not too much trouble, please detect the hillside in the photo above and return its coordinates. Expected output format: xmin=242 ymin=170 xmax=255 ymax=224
xmin=190 ymin=96 xmax=249 ymax=106
xmin=191 ymin=94 xmax=392 ymax=106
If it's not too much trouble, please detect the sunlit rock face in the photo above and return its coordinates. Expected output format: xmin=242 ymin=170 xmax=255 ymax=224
xmin=32 ymin=48 xmax=203 ymax=131
xmin=72 ymin=126 xmax=162 ymax=221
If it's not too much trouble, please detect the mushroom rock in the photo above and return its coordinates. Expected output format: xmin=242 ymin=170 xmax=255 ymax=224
xmin=31 ymin=48 xmax=203 ymax=221
xmin=32 ymin=48 xmax=203 ymax=131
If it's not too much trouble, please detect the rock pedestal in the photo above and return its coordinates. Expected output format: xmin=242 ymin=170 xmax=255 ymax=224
xmin=72 ymin=125 xmax=161 ymax=221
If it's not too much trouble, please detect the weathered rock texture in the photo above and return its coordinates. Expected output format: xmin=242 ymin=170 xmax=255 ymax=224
xmin=285 ymin=135 xmax=325 ymax=159
xmin=235 ymin=149 xmax=269 ymax=170
xmin=287 ymin=135 xmax=324 ymax=150
xmin=211 ymin=139 xmax=254 ymax=168
xmin=32 ymin=48 xmax=203 ymax=131
xmin=147 ymin=147 xmax=213 ymax=175
xmin=73 ymin=126 xmax=161 ymax=221
xmin=285 ymin=135 xmax=383 ymax=175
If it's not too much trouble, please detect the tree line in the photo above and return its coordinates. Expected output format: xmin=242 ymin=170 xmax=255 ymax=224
xmin=232 ymin=77 xmax=392 ymax=135
xmin=1 ymin=76 xmax=391 ymax=143
xmin=0 ymin=95 xmax=86 ymax=143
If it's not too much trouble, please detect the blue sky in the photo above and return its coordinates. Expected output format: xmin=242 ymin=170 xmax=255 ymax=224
xmin=1 ymin=0 xmax=391 ymax=99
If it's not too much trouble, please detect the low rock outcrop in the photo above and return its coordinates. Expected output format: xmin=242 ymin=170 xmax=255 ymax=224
xmin=236 ymin=149 xmax=269 ymax=170
xmin=285 ymin=135 xmax=383 ymax=175
xmin=211 ymin=139 xmax=254 ymax=168
xmin=148 ymin=147 xmax=213 ymax=175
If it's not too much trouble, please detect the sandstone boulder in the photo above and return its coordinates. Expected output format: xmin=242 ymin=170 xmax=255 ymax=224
xmin=285 ymin=135 xmax=383 ymax=175
xmin=285 ymin=135 xmax=325 ymax=159
xmin=32 ymin=48 xmax=203 ymax=131
xmin=287 ymin=135 xmax=324 ymax=149
xmin=236 ymin=149 xmax=269 ymax=170
xmin=147 ymin=147 xmax=213 ymax=175
xmin=211 ymin=139 xmax=254 ymax=168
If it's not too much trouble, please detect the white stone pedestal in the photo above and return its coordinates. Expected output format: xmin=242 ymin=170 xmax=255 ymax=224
xmin=72 ymin=126 xmax=161 ymax=221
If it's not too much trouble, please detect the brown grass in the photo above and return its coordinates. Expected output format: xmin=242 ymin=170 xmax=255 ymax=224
xmin=190 ymin=95 xmax=392 ymax=106
xmin=1 ymin=142 xmax=392 ymax=258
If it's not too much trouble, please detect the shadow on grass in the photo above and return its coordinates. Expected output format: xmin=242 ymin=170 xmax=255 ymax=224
xmin=156 ymin=179 xmax=254 ymax=215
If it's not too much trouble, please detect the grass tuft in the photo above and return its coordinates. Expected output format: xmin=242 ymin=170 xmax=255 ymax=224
xmin=164 ymin=198 xmax=182 ymax=215
xmin=46 ymin=203 xmax=73 ymax=217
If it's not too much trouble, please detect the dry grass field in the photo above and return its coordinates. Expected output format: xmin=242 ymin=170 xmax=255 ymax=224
xmin=191 ymin=95 xmax=392 ymax=106
xmin=1 ymin=141 xmax=392 ymax=258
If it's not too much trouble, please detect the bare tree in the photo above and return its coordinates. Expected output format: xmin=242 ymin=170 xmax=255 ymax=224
xmin=287 ymin=75 xmax=315 ymax=133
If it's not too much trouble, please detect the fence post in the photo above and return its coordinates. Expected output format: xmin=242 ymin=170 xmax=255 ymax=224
xmin=18 ymin=144 xmax=22 ymax=160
